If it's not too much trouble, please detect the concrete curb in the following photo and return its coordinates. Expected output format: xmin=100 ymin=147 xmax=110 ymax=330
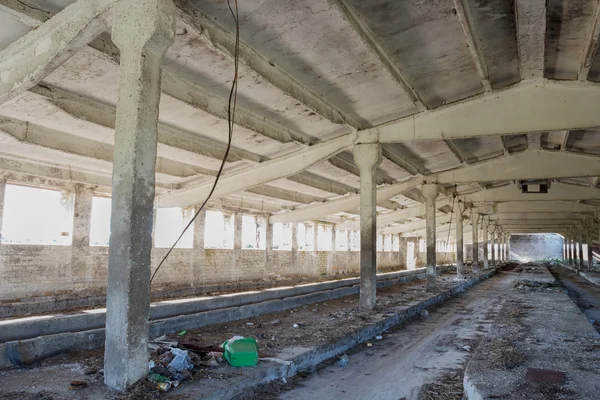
xmin=0 ymin=266 xmax=455 ymax=368
xmin=0 ymin=266 xmax=455 ymax=319
xmin=185 ymin=269 xmax=496 ymax=399
xmin=0 ymin=266 xmax=453 ymax=343
xmin=558 ymin=264 xmax=600 ymax=287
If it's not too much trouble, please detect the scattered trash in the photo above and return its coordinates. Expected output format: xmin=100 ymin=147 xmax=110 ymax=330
xmin=282 ymin=377 xmax=287 ymax=384
xmin=152 ymin=335 xmax=178 ymax=347
xmin=69 ymin=380 xmax=87 ymax=390
xmin=366 ymin=342 xmax=373 ymax=347
xmin=148 ymin=373 xmax=170 ymax=383
xmin=337 ymin=354 xmax=349 ymax=368
xmin=259 ymin=357 xmax=293 ymax=366
xmin=268 ymin=319 xmax=281 ymax=325
xmin=156 ymin=382 xmax=172 ymax=392
xmin=168 ymin=348 xmax=194 ymax=371
xmin=177 ymin=330 xmax=187 ymax=336
xmin=246 ymin=322 xmax=254 ymax=326
xmin=375 ymin=335 xmax=383 ymax=340
xmin=462 ymin=345 xmax=472 ymax=351
xmin=179 ymin=341 xmax=223 ymax=353
xmin=223 ymin=337 xmax=259 ymax=367
xmin=148 ymin=361 xmax=155 ymax=370
xmin=420 ymin=309 xmax=430 ymax=317
xmin=292 ymin=323 xmax=300 ymax=329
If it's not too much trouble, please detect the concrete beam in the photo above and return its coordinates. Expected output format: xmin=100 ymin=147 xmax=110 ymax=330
xmin=373 ymin=80 xmax=600 ymax=143
xmin=174 ymin=0 xmax=359 ymax=129
xmin=327 ymin=0 xmax=425 ymax=110
xmin=156 ymin=133 xmax=355 ymax=207
xmin=579 ymin=2 xmax=600 ymax=81
xmin=0 ymin=0 xmax=120 ymax=105
xmin=473 ymin=201 xmax=596 ymax=214
xmin=269 ymin=177 xmax=421 ymax=223
xmin=452 ymin=0 xmax=490 ymax=91
xmin=463 ymin=183 xmax=600 ymax=203
xmin=0 ymin=0 xmax=51 ymax=27
xmin=382 ymin=213 xmax=452 ymax=235
xmin=489 ymin=213 xmax=589 ymax=221
xmin=0 ymin=117 xmax=200 ymax=179
xmin=515 ymin=0 xmax=546 ymax=79
xmin=434 ymin=149 xmax=600 ymax=183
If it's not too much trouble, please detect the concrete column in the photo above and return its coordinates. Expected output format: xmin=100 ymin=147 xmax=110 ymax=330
xmin=71 ymin=186 xmax=93 ymax=283
xmin=234 ymin=213 xmax=243 ymax=250
xmin=104 ymin=0 xmax=175 ymax=391
xmin=499 ymin=233 xmax=504 ymax=262
xmin=505 ymin=233 xmax=509 ymax=261
xmin=587 ymin=226 xmax=594 ymax=270
xmin=471 ymin=209 xmax=479 ymax=273
xmin=331 ymin=225 xmax=337 ymax=252
xmin=192 ymin=209 xmax=206 ymax=250
xmin=291 ymin=222 xmax=298 ymax=267
xmin=0 ymin=178 xmax=5 ymax=243
xmin=265 ymin=219 xmax=273 ymax=269
xmin=454 ymin=200 xmax=464 ymax=278
xmin=422 ymin=183 xmax=438 ymax=289
xmin=566 ymin=231 xmax=572 ymax=265
xmin=482 ymin=218 xmax=489 ymax=269
xmin=578 ymin=228 xmax=584 ymax=269
xmin=490 ymin=230 xmax=496 ymax=267
xmin=353 ymin=143 xmax=382 ymax=309
xmin=570 ymin=232 xmax=575 ymax=264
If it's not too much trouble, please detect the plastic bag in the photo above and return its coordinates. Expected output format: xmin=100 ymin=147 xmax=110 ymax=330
xmin=168 ymin=348 xmax=194 ymax=371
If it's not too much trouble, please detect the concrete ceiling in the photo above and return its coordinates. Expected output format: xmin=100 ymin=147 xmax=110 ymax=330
xmin=1 ymin=0 xmax=600 ymax=238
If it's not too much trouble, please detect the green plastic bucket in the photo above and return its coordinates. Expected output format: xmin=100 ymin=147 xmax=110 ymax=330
xmin=223 ymin=337 xmax=258 ymax=367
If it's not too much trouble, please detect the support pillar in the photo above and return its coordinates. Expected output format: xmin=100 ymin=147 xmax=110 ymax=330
xmin=505 ymin=233 xmax=510 ymax=261
xmin=471 ymin=209 xmax=479 ymax=273
xmin=454 ymin=200 xmax=464 ymax=278
xmin=104 ymin=0 xmax=175 ymax=391
xmin=490 ymin=230 xmax=496 ymax=267
xmin=482 ymin=218 xmax=489 ymax=269
xmin=587 ymin=226 xmax=594 ymax=270
xmin=0 ymin=178 xmax=5 ymax=242
xmin=71 ymin=185 xmax=93 ymax=284
xmin=192 ymin=209 xmax=206 ymax=250
xmin=500 ymin=233 xmax=505 ymax=262
xmin=265 ymin=218 xmax=274 ymax=269
xmin=291 ymin=222 xmax=298 ymax=268
xmin=353 ymin=143 xmax=382 ymax=309
xmin=578 ymin=228 xmax=585 ymax=269
xmin=568 ymin=231 xmax=573 ymax=265
xmin=422 ymin=183 xmax=439 ymax=289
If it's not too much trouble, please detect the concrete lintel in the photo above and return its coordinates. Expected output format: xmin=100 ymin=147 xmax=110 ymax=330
xmin=464 ymin=182 xmax=600 ymax=203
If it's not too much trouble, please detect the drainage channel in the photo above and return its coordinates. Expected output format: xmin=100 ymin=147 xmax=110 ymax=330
xmin=548 ymin=265 xmax=600 ymax=333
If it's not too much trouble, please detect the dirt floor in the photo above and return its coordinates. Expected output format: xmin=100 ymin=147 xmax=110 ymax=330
xmin=240 ymin=270 xmax=511 ymax=400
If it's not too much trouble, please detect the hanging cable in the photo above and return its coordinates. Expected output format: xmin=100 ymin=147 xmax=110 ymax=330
xmin=150 ymin=0 xmax=240 ymax=284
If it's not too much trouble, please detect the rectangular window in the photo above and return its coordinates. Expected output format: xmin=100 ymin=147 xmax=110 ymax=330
xmin=349 ymin=230 xmax=360 ymax=251
xmin=204 ymin=210 xmax=234 ymax=249
xmin=297 ymin=222 xmax=315 ymax=251
xmin=241 ymin=215 xmax=266 ymax=249
xmin=155 ymin=207 xmax=194 ymax=249
xmin=392 ymin=234 xmax=400 ymax=251
xmin=273 ymin=222 xmax=292 ymax=250
xmin=1 ymin=184 xmax=73 ymax=245
xmin=377 ymin=234 xmax=383 ymax=251
xmin=419 ymin=239 xmax=426 ymax=252
xmin=335 ymin=229 xmax=348 ymax=251
xmin=383 ymin=234 xmax=392 ymax=251
xmin=90 ymin=196 xmax=111 ymax=246
xmin=317 ymin=224 xmax=333 ymax=251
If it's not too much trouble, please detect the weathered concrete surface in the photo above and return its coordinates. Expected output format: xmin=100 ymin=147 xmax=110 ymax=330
xmin=464 ymin=265 xmax=600 ymax=400
xmin=422 ymin=183 xmax=438 ymax=289
xmin=354 ymin=143 xmax=382 ymax=309
xmin=103 ymin=0 xmax=175 ymax=391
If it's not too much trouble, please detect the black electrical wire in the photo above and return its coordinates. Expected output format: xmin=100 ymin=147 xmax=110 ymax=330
xmin=150 ymin=0 xmax=240 ymax=284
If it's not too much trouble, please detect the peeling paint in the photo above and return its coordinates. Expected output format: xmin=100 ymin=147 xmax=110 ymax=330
xmin=35 ymin=37 xmax=52 ymax=56
xmin=0 ymin=70 xmax=10 ymax=84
